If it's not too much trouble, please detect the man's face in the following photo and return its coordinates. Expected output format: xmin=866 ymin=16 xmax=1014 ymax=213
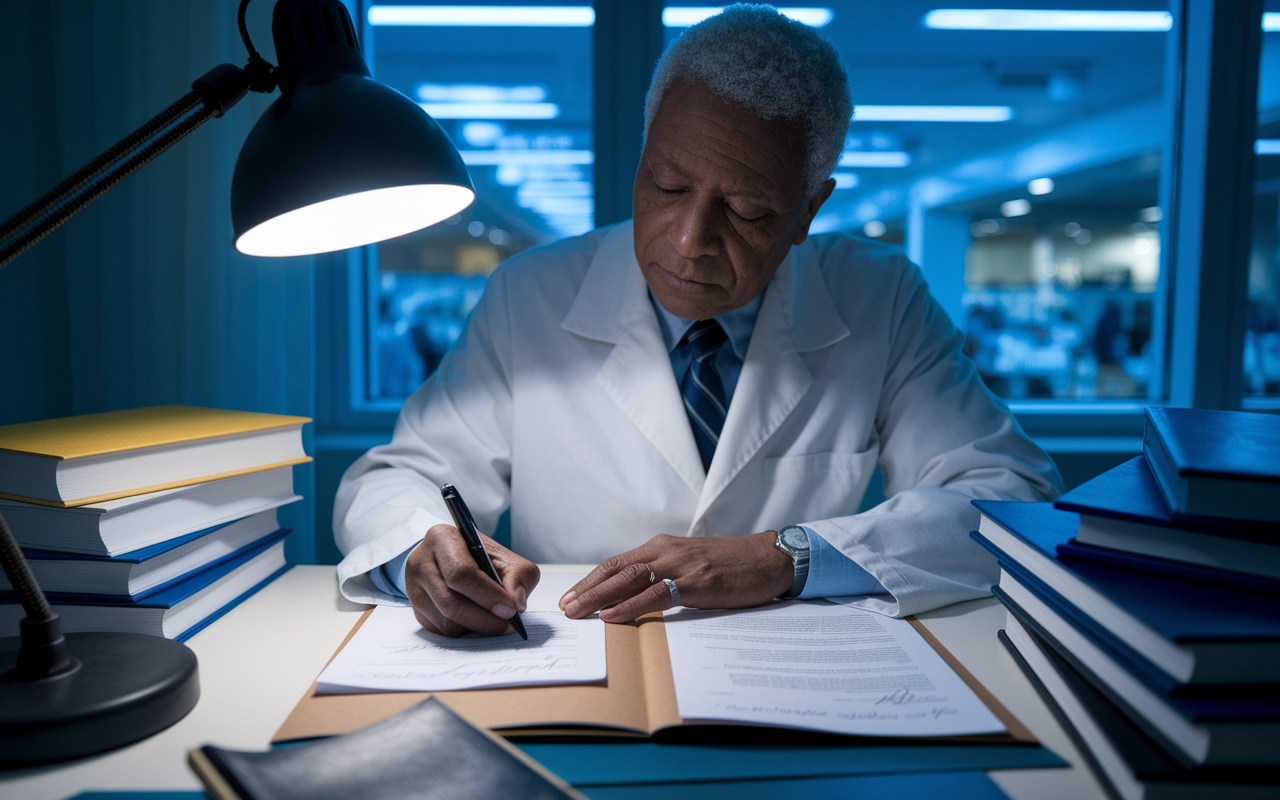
xmin=633 ymin=80 xmax=835 ymax=321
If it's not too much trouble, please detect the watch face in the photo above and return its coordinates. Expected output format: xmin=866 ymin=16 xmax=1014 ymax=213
xmin=780 ymin=526 xmax=809 ymax=550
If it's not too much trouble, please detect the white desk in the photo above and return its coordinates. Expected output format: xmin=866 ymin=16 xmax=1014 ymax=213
xmin=1 ymin=565 xmax=1109 ymax=800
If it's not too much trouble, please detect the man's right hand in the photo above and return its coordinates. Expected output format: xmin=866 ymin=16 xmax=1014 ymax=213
xmin=404 ymin=524 xmax=540 ymax=636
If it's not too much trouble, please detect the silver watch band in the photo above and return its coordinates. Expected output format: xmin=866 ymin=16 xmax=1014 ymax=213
xmin=776 ymin=525 xmax=811 ymax=599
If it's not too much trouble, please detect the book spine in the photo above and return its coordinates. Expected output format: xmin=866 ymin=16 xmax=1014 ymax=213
xmin=1143 ymin=414 xmax=1185 ymax=516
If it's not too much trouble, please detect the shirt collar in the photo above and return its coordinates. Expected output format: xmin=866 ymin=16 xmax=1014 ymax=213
xmin=649 ymin=289 xmax=763 ymax=362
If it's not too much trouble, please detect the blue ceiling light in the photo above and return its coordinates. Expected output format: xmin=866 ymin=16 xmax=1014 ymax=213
xmin=1263 ymin=12 xmax=1280 ymax=31
xmin=459 ymin=150 xmax=595 ymax=166
xmin=368 ymin=5 xmax=595 ymax=27
xmin=853 ymin=105 xmax=1014 ymax=122
xmin=839 ymin=151 xmax=912 ymax=168
xmin=923 ymin=9 xmax=1172 ymax=32
xmin=663 ymin=7 xmax=834 ymax=27
xmin=421 ymin=103 xmax=560 ymax=119
xmin=1256 ymin=140 xmax=1280 ymax=155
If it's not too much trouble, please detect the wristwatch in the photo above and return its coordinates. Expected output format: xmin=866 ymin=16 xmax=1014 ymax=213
xmin=774 ymin=525 xmax=810 ymax=599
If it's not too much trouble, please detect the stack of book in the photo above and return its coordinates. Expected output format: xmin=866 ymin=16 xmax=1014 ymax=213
xmin=971 ymin=407 xmax=1280 ymax=800
xmin=0 ymin=405 xmax=310 ymax=642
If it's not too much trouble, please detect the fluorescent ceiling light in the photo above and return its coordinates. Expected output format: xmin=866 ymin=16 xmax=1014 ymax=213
xmin=522 ymin=197 xmax=594 ymax=215
xmin=1001 ymin=198 xmax=1032 ymax=217
xmin=369 ymin=5 xmax=594 ymax=26
xmin=838 ymin=151 xmax=911 ymax=168
xmin=833 ymin=173 xmax=859 ymax=189
xmin=418 ymin=84 xmax=546 ymax=103
xmin=460 ymin=150 xmax=595 ymax=166
xmin=517 ymin=180 xmax=594 ymax=198
xmin=663 ymin=7 xmax=833 ymax=27
xmin=1027 ymin=177 xmax=1054 ymax=195
xmin=420 ymin=102 xmax=559 ymax=119
xmin=863 ymin=220 xmax=886 ymax=238
xmin=1256 ymin=139 xmax=1280 ymax=155
xmin=923 ymin=9 xmax=1171 ymax=31
xmin=1265 ymin=12 xmax=1280 ymax=31
xmin=854 ymin=105 xmax=1013 ymax=122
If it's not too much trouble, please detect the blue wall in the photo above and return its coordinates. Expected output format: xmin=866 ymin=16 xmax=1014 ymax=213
xmin=0 ymin=1 xmax=318 ymax=563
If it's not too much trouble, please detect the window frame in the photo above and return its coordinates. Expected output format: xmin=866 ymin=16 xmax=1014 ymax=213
xmin=319 ymin=0 xmax=1273 ymax=455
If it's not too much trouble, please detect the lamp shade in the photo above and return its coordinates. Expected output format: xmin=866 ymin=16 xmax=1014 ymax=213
xmin=232 ymin=0 xmax=475 ymax=257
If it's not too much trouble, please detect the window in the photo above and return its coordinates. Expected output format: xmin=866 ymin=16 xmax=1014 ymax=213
xmin=1246 ymin=4 xmax=1280 ymax=399
xmin=336 ymin=2 xmax=1268 ymax=422
xmin=805 ymin=2 xmax=1169 ymax=402
xmin=362 ymin=2 xmax=594 ymax=403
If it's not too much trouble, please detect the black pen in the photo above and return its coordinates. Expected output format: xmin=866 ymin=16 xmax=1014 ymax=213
xmin=440 ymin=484 xmax=528 ymax=640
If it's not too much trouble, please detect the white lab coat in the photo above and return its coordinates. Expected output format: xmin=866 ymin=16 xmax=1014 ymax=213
xmin=334 ymin=222 xmax=1061 ymax=617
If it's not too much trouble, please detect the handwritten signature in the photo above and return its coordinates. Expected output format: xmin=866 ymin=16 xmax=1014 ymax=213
xmin=875 ymin=687 xmax=947 ymax=706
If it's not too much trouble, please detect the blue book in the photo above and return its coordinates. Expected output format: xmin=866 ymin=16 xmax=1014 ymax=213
xmin=2 ymin=512 xmax=288 ymax=600
xmin=0 ymin=536 xmax=290 ymax=642
xmin=1054 ymin=457 xmax=1280 ymax=583
xmin=1001 ymin=613 xmax=1280 ymax=786
xmin=971 ymin=500 xmax=1280 ymax=685
xmin=1056 ymin=540 xmax=1280 ymax=597
xmin=994 ymin=580 xmax=1280 ymax=768
xmin=1143 ymin=407 xmax=1280 ymax=523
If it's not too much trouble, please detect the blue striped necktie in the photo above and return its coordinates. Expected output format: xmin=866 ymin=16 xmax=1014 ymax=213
xmin=678 ymin=319 xmax=729 ymax=471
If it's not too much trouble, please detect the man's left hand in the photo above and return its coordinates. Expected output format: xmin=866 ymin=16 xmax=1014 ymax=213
xmin=559 ymin=531 xmax=794 ymax=623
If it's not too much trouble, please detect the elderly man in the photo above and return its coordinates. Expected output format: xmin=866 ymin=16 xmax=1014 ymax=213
xmin=334 ymin=5 xmax=1061 ymax=636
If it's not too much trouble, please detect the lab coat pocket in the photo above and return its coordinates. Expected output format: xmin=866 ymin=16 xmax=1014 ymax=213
xmin=760 ymin=448 xmax=879 ymax=528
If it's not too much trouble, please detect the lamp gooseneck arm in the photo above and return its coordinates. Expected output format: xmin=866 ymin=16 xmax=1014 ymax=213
xmin=0 ymin=508 xmax=76 ymax=681
xmin=0 ymin=95 xmax=219 ymax=268
xmin=0 ymin=0 xmax=275 ymax=269
xmin=0 ymin=90 xmax=206 ymax=244
xmin=0 ymin=510 xmax=51 ymax=623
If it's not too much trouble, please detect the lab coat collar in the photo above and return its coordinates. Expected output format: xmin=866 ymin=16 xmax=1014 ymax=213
xmin=563 ymin=223 xmax=708 ymax=495
xmin=561 ymin=223 xmax=854 ymax=520
xmin=696 ymin=237 xmax=851 ymax=521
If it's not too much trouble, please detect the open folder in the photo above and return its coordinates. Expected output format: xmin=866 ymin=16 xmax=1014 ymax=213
xmin=274 ymin=604 xmax=1034 ymax=745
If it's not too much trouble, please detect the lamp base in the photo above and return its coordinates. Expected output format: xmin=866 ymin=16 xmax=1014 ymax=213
xmin=0 ymin=631 xmax=200 ymax=767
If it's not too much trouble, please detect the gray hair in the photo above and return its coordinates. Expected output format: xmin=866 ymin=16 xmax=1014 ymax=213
xmin=643 ymin=4 xmax=851 ymax=198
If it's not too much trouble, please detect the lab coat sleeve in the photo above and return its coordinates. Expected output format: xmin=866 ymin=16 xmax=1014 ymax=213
xmin=333 ymin=269 xmax=516 ymax=606
xmin=803 ymin=257 xmax=1063 ymax=618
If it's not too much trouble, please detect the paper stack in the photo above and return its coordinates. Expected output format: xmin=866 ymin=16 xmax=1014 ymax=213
xmin=0 ymin=405 xmax=309 ymax=641
xmin=971 ymin=408 xmax=1280 ymax=800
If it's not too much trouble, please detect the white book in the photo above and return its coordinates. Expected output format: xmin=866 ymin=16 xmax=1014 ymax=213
xmin=0 ymin=539 xmax=289 ymax=641
xmin=0 ymin=466 xmax=300 ymax=556
xmin=0 ymin=510 xmax=286 ymax=598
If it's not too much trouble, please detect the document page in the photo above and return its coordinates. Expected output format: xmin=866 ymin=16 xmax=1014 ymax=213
xmin=663 ymin=601 xmax=1006 ymax=737
xmin=316 ymin=572 xmax=605 ymax=694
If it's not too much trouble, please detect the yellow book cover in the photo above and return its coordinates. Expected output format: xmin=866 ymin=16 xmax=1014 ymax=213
xmin=0 ymin=405 xmax=311 ymax=460
xmin=0 ymin=406 xmax=312 ymax=507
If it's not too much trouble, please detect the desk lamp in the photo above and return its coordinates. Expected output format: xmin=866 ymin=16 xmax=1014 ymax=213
xmin=0 ymin=0 xmax=474 ymax=765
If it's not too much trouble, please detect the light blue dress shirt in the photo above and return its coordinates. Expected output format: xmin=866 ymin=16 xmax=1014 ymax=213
xmin=648 ymin=293 xmax=883 ymax=600
xmin=368 ymin=292 xmax=885 ymax=600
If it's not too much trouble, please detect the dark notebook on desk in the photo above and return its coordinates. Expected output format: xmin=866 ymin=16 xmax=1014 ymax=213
xmin=189 ymin=697 xmax=585 ymax=800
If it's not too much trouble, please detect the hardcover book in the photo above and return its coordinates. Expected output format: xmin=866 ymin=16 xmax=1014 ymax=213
xmin=189 ymin=697 xmax=586 ymax=800
xmin=0 ymin=537 xmax=290 ymax=641
xmin=1 ymin=512 xmax=287 ymax=598
xmin=993 ymin=574 xmax=1280 ymax=767
xmin=1143 ymin=407 xmax=1280 ymax=523
xmin=972 ymin=500 xmax=1280 ymax=685
xmin=0 ymin=405 xmax=311 ymax=507
xmin=1000 ymin=621 xmax=1280 ymax=799
xmin=0 ymin=465 xmax=300 ymax=556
